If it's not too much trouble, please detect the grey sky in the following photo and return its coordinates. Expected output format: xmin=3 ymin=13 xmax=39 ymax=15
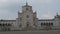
xmin=0 ymin=0 xmax=60 ymax=20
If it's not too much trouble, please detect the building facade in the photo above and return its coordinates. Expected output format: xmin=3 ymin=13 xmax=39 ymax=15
xmin=0 ymin=3 xmax=60 ymax=31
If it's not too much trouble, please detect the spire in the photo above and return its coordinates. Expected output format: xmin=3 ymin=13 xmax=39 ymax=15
xmin=26 ymin=0 xmax=28 ymax=6
xmin=26 ymin=2 xmax=28 ymax=6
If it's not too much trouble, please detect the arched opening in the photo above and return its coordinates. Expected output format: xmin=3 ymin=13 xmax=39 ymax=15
xmin=26 ymin=15 xmax=29 ymax=18
xmin=26 ymin=22 xmax=29 ymax=28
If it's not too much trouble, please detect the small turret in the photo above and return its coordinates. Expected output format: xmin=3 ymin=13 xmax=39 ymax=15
xmin=55 ymin=12 xmax=60 ymax=18
xmin=54 ymin=12 xmax=60 ymax=20
xmin=26 ymin=2 xmax=28 ymax=6
xmin=56 ymin=12 xmax=58 ymax=16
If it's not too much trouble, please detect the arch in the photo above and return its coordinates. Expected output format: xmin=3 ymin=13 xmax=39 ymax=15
xmin=26 ymin=22 xmax=29 ymax=27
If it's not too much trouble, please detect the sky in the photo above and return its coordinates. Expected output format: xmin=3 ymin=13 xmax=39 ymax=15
xmin=0 ymin=0 xmax=60 ymax=20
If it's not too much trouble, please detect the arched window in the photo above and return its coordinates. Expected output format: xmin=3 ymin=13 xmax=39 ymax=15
xmin=26 ymin=15 xmax=29 ymax=18
xmin=41 ymin=23 xmax=53 ymax=26
xmin=20 ymin=18 xmax=22 ymax=21
xmin=46 ymin=23 xmax=48 ymax=26
xmin=26 ymin=22 xmax=29 ymax=27
xmin=41 ymin=23 xmax=43 ymax=26
xmin=19 ymin=24 xmax=22 ymax=27
xmin=51 ymin=23 xmax=53 ymax=25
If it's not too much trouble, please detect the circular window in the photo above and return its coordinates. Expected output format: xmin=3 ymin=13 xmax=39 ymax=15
xmin=26 ymin=7 xmax=29 ymax=10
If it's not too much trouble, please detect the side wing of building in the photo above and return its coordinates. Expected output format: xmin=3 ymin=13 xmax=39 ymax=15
xmin=37 ymin=15 xmax=60 ymax=30
xmin=0 ymin=20 xmax=16 ymax=31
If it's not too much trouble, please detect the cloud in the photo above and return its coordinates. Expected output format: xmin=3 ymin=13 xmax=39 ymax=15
xmin=37 ymin=10 xmax=54 ymax=19
xmin=0 ymin=0 xmax=59 ymax=19
xmin=0 ymin=0 xmax=8 ymax=3
xmin=0 ymin=0 xmax=19 ymax=3
xmin=40 ymin=11 xmax=54 ymax=19
xmin=41 ymin=14 xmax=53 ymax=19
xmin=0 ymin=9 xmax=17 ymax=20
xmin=28 ymin=0 xmax=52 ymax=4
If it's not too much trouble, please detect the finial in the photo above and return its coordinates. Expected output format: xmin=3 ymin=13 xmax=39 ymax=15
xmin=18 ymin=10 xmax=20 ymax=13
xmin=56 ymin=12 xmax=58 ymax=16
xmin=26 ymin=0 xmax=28 ymax=6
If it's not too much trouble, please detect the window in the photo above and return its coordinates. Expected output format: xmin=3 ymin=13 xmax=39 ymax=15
xmin=49 ymin=23 xmax=50 ymax=26
xmin=51 ymin=23 xmax=53 ymax=25
xmin=33 ymin=17 xmax=35 ymax=21
xmin=19 ymin=24 xmax=22 ymax=27
xmin=41 ymin=23 xmax=53 ymax=26
xmin=41 ymin=23 xmax=43 ymax=26
xmin=20 ymin=18 xmax=22 ymax=21
xmin=8 ymin=24 xmax=11 ymax=26
xmin=26 ymin=22 xmax=29 ymax=27
xmin=26 ymin=15 xmax=29 ymax=18
xmin=26 ymin=7 xmax=29 ymax=10
xmin=46 ymin=23 xmax=48 ymax=26
xmin=19 ymin=17 xmax=22 ymax=21
xmin=44 ymin=23 xmax=45 ymax=25
xmin=0 ymin=24 xmax=2 ymax=26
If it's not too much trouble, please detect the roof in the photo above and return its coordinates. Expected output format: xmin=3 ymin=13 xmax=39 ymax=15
xmin=0 ymin=20 xmax=16 ymax=22
xmin=55 ymin=15 xmax=60 ymax=18
xmin=38 ymin=19 xmax=54 ymax=21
